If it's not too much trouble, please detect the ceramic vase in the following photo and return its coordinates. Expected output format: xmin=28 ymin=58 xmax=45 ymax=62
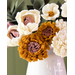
xmin=26 ymin=46 xmax=66 ymax=75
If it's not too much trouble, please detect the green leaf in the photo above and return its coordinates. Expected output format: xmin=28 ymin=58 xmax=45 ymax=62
xmin=7 ymin=16 xmax=13 ymax=21
xmin=44 ymin=0 xmax=50 ymax=4
xmin=39 ymin=17 xmax=46 ymax=26
xmin=7 ymin=0 xmax=12 ymax=10
xmin=7 ymin=19 xmax=12 ymax=21
xmin=27 ymin=5 xmax=34 ymax=10
xmin=7 ymin=12 xmax=11 ymax=16
xmin=33 ymin=0 xmax=45 ymax=10
xmin=10 ymin=1 xmax=15 ymax=13
xmin=7 ymin=9 xmax=12 ymax=15
xmin=7 ymin=20 xmax=17 ymax=22
xmin=64 ymin=57 xmax=67 ymax=72
xmin=7 ymin=14 xmax=14 ymax=19
xmin=30 ymin=0 xmax=35 ymax=4
xmin=39 ymin=3 xmax=44 ymax=10
xmin=57 ymin=1 xmax=62 ymax=7
xmin=15 ymin=0 xmax=18 ymax=8
xmin=12 ymin=0 xmax=25 ymax=16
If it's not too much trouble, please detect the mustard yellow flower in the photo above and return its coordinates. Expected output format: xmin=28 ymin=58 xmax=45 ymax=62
xmin=18 ymin=33 xmax=50 ymax=62
xmin=37 ymin=21 xmax=60 ymax=44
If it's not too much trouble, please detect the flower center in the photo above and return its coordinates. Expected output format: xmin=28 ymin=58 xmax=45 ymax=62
xmin=42 ymin=27 xmax=53 ymax=37
xmin=9 ymin=29 xmax=19 ymax=39
xmin=28 ymin=42 xmax=41 ymax=53
xmin=23 ymin=15 xmax=35 ymax=25
xmin=48 ymin=11 xmax=55 ymax=17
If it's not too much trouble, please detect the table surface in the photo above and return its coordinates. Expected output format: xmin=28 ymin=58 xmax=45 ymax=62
xmin=7 ymin=0 xmax=67 ymax=75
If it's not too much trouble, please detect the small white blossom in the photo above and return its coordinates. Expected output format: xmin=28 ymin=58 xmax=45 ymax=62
xmin=41 ymin=3 xmax=60 ymax=20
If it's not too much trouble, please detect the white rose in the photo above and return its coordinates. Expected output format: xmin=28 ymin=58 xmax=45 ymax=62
xmin=15 ymin=9 xmax=40 ymax=35
xmin=7 ymin=25 xmax=23 ymax=46
xmin=41 ymin=3 xmax=60 ymax=20
xmin=61 ymin=2 xmax=67 ymax=17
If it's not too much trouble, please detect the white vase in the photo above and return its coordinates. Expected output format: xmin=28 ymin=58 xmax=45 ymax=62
xmin=26 ymin=46 xmax=66 ymax=75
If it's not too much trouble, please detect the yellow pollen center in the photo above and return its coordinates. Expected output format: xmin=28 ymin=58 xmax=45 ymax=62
xmin=48 ymin=11 xmax=55 ymax=17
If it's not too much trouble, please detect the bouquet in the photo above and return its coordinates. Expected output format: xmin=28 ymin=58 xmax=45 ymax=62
xmin=7 ymin=0 xmax=67 ymax=62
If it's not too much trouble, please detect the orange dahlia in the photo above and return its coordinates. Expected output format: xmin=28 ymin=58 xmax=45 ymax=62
xmin=18 ymin=33 xmax=50 ymax=62
xmin=37 ymin=21 xmax=60 ymax=43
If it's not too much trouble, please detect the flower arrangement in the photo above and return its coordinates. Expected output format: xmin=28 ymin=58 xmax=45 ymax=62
xmin=7 ymin=0 xmax=67 ymax=62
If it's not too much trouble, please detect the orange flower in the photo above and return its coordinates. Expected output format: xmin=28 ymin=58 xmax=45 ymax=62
xmin=18 ymin=33 xmax=50 ymax=62
xmin=37 ymin=21 xmax=60 ymax=44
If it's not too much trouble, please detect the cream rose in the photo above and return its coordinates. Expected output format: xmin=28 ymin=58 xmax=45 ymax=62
xmin=61 ymin=2 xmax=67 ymax=17
xmin=41 ymin=3 xmax=60 ymax=20
xmin=15 ymin=9 xmax=40 ymax=35
xmin=7 ymin=25 xmax=23 ymax=46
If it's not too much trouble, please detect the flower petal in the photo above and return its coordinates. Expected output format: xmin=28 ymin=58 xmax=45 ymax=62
xmin=16 ymin=9 xmax=40 ymax=35
xmin=42 ymin=4 xmax=51 ymax=15
xmin=29 ymin=9 xmax=40 ymax=24
xmin=61 ymin=3 xmax=67 ymax=17
xmin=42 ymin=3 xmax=59 ymax=20
xmin=7 ymin=25 xmax=22 ymax=46
xmin=15 ymin=10 xmax=28 ymax=23
xmin=41 ymin=15 xmax=51 ymax=20
xmin=27 ymin=23 xmax=38 ymax=32
xmin=24 ymin=31 xmax=31 ymax=35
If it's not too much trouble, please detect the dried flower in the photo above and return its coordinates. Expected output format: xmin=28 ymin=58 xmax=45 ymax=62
xmin=18 ymin=33 xmax=50 ymax=62
xmin=37 ymin=21 xmax=60 ymax=43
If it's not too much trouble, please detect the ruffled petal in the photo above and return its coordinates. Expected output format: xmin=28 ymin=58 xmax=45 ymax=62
xmin=27 ymin=23 xmax=38 ymax=32
xmin=41 ymin=15 xmax=50 ymax=20
xmin=42 ymin=4 xmax=50 ymax=15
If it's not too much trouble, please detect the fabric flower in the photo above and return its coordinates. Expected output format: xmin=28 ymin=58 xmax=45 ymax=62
xmin=61 ymin=2 xmax=67 ymax=17
xmin=18 ymin=33 xmax=50 ymax=62
xmin=41 ymin=3 xmax=60 ymax=20
xmin=37 ymin=21 xmax=60 ymax=43
xmin=15 ymin=9 xmax=40 ymax=35
xmin=56 ymin=19 xmax=67 ymax=30
xmin=51 ymin=29 xmax=67 ymax=57
xmin=7 ymin=25 xmax=23 ymax=46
